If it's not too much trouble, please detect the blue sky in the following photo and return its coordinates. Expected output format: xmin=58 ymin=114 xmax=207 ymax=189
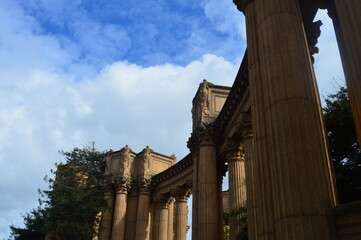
xmin=0 ymin=0 xmax=344 ymax=239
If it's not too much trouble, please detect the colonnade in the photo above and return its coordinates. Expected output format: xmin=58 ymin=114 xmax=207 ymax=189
xmin=230 ymin=0 xmax=361 ymax=239
xmin=98 ymin=179 xmax=191 ymax=240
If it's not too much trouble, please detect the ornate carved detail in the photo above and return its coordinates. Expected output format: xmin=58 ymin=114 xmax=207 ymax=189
xmin=172 ymin=186 xmax=192 ymax=202
xmin=223 ymin=138 xmax=244 ymax=163
xmin=218 ymin=161 xmax=228 ymax=183
xmin=304 ymin=20 xmax=323 ymax=63
xmin=199 ymin=79 xmax=210 ymax=115
xmin=105 ymin=149 xmax=114 ymax=174
xmin=187 ymin=123 xmax=219 ymax=152
xmin=236 ymin=111 xmax=253 ymax=141
xmin=233 ymin=0 xmax=254 ymax=12
xmin=137 ymin=178 xmax=151 ymax=194
xmin=114 ymin=177 xmax=131 ymax=194
xmin=151 ymin=154 xmax=193 ymax=187
xmin=139 ymin=146 xmax=152 ymax=175
xmin=119 ymin=145 xmax=131 ymax=175
xmin=154 ymin=194 xmax=173 ymax=207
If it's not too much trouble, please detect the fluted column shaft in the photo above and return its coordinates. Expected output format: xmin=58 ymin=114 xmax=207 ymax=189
xmin=168 ymin=201 xmax=174 ymax=240
xmin=243 ymin=1 xmax=275 ymax=239
xmin=243 ymin=0 xmax=338 ymax=239
xmin=198 ymin=134 xmax=222 ymax=240
xmin=111 ymin=186 xmax=128 ymax=240
xmin=226 ymin=141 xmax=246 ymax=240
xmin=242 ymin=128 xmax=256 ymax=240
xmin=154 ymin=203 xmax=169 ymax=240
xmin=124 ymin=190 xmax=138 ymax=240
xmin=99 ymin=188 xmax=114 ymax=240
xmin=174 ymin=196 xmax=188 ymax=240
xmin=330 ymin=0 xmax=361 ymax=145
xmin=191 ymin=152 xmax=199 ymax=240
xmin=237 ymin=0 xmax=338 ymax=239
xmin=135 ymin=187 xmax=150 ymax=240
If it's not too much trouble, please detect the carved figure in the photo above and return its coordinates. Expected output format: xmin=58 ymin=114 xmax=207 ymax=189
xmin=141 ymin=146 xmax=151 ymax=175
xmin=199 ymin=79 xmax=210 ymax=115
xmin=105 ymin=149 xmax=113 ymax=174
xmin=120 ymin=145 xmax=131 ymax=175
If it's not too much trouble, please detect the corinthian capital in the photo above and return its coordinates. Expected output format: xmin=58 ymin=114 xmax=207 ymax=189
xmin=114 ymin=177 xmax=130 ymax=194
xmin=187 ymin=123 xmax=219 ymax=151
xmin=233 ymin=0 xmax=254 ymax=12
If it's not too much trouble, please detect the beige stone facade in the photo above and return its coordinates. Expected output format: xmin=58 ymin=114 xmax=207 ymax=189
xmin=99 ymin=1 xmax=361 ymax=239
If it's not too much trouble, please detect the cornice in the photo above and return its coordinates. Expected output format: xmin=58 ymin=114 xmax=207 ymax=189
xmin=213 ymin=51 xmax=249 ymax=139
xmin=233 ymin=0 xmax=254 ymax=12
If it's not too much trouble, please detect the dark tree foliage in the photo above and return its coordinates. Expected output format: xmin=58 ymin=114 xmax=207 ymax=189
xmin=323 ymin=87 xmax=361 ymax=203
xmin=9 ymin=207 xmax=46 ymax=240
xmin=9 ymin=143 xmax=107 ymax=240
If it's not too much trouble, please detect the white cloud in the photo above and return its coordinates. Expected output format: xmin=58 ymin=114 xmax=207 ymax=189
xmin=0 ymin=53 xmax=239 ymax=238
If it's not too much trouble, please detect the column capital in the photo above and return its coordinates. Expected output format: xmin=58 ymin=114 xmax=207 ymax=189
xmin=172 ymin=187 xmax=192 ymax=202
xmin=137 ymin=178 xmax=151 ymax=195
xmin=154 ymin=194 xmax=173 ymax=208
xmin=187 ymin=123 xmax=218 ymax=151
xmin=236 ymin=111 xmax=253 ymax=141
xmin=233 ymin=0 xmax=254 ymax=12
xmin=114 ymin=177 xmax=131 ymax=194
xmin=222 ymin=138 xmax=244 ymax=163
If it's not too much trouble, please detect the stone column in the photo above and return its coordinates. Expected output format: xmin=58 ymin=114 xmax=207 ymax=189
xmin=124 ymin=188 xmax=138 ymax=240
xmin=111 ymin=178 xmax=129 ymax=240
xmin=191 ymin=151 xmax=199 ymax=240
xmin=329 ymin=0 xmax=361 ymax=145
xmin=234 ymin=0 xmax=338 ymax=239
xmin=168 ymin=200 xmax=174 ymax=240
xmin=135 ymin=179 xmax=151 ymax=240
xmin=174 ymin=188 xmax=191 ymax=240
xmin=99 ymin=186 xmax=114 ymax=240
xmin=197 ymin=126 xmax=222 ymax=240
xmin=154 ymin=197 xmax=171 ymax=240
xmin=226 ymin=139 xmax=246 ymax=240
xmin=233 ymin=1 xmax=277 ymax=239
xmin=240 ymin=116 xmax=256 ymax=240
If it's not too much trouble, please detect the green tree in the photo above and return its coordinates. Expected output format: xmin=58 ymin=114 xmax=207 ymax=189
xmin=9 ymin=143 xmax=107 ymax=240
xmin=323 ymin=86 xmax=361 ymax=203
xmin=9 ymin=207 xmax=47 ymax=240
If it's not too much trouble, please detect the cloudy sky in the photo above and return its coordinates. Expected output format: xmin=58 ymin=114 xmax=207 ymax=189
xmin=0 ymin=0 xmax=344 ymax=238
